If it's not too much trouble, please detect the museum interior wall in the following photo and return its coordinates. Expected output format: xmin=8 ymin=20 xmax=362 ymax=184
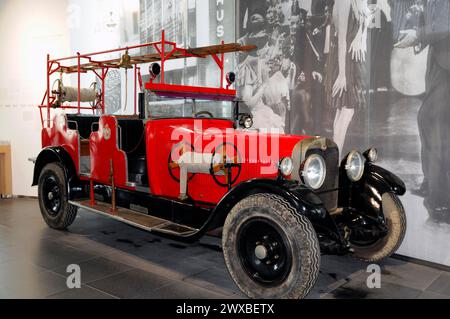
xmin=0 ymin=0 xmax=71 ymax=197
xmin=0 ymin=0 xmax=449 ymax=267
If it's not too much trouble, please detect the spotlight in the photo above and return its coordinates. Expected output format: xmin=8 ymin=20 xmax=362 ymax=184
xmin=149 ymin=63 xmax=161 ymax=80
xmin=226 ymin=72 xmax=236 ymax=88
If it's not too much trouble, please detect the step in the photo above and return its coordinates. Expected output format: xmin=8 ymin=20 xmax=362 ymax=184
xmin=69 ymin=199 xmax=198 ymax=237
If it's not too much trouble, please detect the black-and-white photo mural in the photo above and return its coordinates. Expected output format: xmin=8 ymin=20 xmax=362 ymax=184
xmin=237 ymin=0 xmax=332 ymax=135
xmin=237 ymin=0 xmax=450 ymax=266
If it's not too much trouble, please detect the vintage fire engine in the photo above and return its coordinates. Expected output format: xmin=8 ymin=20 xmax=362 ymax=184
xmin=32 ymin=31 xmax=406 ymax=299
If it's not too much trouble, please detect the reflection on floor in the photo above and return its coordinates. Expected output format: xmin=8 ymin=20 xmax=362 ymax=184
xmin=0 ymin=198 xmax=449 ymax=299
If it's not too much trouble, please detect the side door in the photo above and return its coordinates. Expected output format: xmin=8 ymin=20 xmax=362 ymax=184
xmin=90 ymin=115 xmax=128 ymax=188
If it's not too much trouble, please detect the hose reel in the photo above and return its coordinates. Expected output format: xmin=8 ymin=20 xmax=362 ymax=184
xmin=51 ymin=79 xmax=102 ymax=108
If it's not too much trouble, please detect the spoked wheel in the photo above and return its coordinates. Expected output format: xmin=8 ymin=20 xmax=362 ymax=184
xmin=38 ymin=163 xmax=78 ymax=230
xmin=350 ymin=193 xmax=407 ymax=262
xmin=222 ymin=193 xmax=320 ymax=299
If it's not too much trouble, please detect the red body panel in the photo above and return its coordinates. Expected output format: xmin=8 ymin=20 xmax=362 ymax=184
xmin=42 ymin=115 xmax=310 ymax=205
xmin=146 ymin=118 xmax=308 ymax=203
xmin=42 ymin=114 xmax=80 ymax=173
xmin=89 ymin=116 xmax=128 ymax=188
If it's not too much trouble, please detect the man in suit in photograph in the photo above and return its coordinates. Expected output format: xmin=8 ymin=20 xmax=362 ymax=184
xmin=395 ymin=0 xmax=450 ymax=222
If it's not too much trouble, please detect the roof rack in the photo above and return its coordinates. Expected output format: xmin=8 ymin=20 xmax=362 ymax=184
xmin=38 ymin=30 xmax=255 ymax=127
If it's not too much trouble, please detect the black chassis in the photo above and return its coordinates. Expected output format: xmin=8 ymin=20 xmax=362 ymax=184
xmin=33 ymin=146 xmax=406 ymax=253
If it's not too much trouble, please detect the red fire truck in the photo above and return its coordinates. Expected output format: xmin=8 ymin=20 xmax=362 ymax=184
xmin=32 ymin=31 xmax=406 ymax=299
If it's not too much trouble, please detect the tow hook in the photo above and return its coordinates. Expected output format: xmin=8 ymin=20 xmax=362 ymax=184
xmin=343 ymin=226 xmax=354 ymax=253
xmin=344 ymin=226 xmax=351 ymax=241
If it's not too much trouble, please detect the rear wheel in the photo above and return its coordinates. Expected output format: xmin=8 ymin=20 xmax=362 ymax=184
xmin=38 ymin=163 xmax=78 ymax=230
xmin=222 ymin=193 xmax=320 ymax=299
xmin=350 ymin=193 xmax=406 ymax=262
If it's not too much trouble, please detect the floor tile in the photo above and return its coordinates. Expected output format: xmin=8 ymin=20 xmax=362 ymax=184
xmin=88 ymin=268 xmax=178 ymax=299
xmin=135 ymin=281 xmax=229 ymax=299
xmin=418 ymin=291 xmax=450 ymax=299
xmin=425 ymin=273 xmax=450 ymax=296
xmin=48 ymin=285 xmax=117 ymax=299
xmin=52 ymin=256 xmax=133 ymax=284
xmin=25 ymin=241 xmax=98 ymax=270
xmin=183 ymin=266 xmax=241 ymax=296
xmin=0 ymin=259 xmax=47 ymax=287
xmin=0 ymin=270 xmax=69 ymax=299
xmin=325 ymin=274 xmax=423 ymax=299
xmin=380 ymin=261 xmax=442 ymax=290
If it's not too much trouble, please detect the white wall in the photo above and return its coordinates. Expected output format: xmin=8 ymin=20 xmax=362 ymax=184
xmin=0 ymin=0 xmax=71 ymax=196
xmin=0 ymin=0 xmax=139 ymax=196
xmin=67 ymin=0 xmax=139 ymax=115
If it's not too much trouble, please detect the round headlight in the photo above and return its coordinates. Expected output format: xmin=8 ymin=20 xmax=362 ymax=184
xmin=345 ymin=151 xmax=365 ymax=181
xmin=279 ymin=157 xmax=294 ymax=176
xmin=301 ymin=154 xmax=326 ymax=190
xmin=365 ymin=148 xmax=378 ymax=162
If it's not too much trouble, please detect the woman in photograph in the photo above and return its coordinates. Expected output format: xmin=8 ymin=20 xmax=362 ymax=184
xmin=326 ymin=0 xmax=373 ymax=152
xmin=246 ymin=56 xmax=290 ymax=133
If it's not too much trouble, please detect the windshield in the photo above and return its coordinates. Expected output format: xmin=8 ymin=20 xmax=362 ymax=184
xmin=147 ymin=98 xmax=234 ymax=120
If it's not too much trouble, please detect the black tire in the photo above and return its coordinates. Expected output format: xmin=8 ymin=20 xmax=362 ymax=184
xmin=222 ymin=193 xmax=320 ymax=299
xmin=351 ymin=193 xmax=406 ymax=262
xmin=38 ymin=163 xmax=78 ymax=230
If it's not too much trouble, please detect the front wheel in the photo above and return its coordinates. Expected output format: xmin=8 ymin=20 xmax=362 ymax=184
xmin=350 ymin=193 xmax=406 ymax=262
xmin=222 ymin=193 xmax=320 ymax=299
xmin=38 ymin=163 xmax=78 ymax=230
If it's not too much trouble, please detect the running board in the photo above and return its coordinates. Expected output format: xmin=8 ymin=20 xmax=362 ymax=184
xmin=69 ymin=199 xmax=198 ymax=237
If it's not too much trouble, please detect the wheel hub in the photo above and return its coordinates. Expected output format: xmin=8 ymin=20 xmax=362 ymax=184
xmin=237 ymin=218 xmax=293 ymax=286
xmin=254 ymin=245 xmax=268 ymax=260
xmin=42 ymin=175 xmax=61 ymax=216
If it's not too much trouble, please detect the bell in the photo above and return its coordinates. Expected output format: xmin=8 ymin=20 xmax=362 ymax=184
xmin=118 ymin=50 xmax=132 ymax=69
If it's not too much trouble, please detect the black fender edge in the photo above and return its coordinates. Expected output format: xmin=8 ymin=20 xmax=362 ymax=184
xmin=204 ymin=178 xmax=345 ymax=245
xmin=348 ymin=164 xmax=406 ymax=220
xmin=32 ymin=146 xmax=77 ymax=187
xmin=363 ymin=164 xmax=406 ymax=196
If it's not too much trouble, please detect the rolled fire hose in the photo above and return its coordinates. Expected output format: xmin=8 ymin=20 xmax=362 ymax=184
xmin=52 ymin=79 xmax=97 ymax=106
xmin=176 ymin=152 xmax=221 ymax=200
xmin=63 ymin=86 xmax=97 ymax=103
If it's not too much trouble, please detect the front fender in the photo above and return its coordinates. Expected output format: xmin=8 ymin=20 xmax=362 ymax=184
xmin=363 ymin=164 xmax=406 ymax=196
xmin=206 ymin=179 xmax=345 ymax=245
xmin=345 ymin=164 xmax=406 ymax=219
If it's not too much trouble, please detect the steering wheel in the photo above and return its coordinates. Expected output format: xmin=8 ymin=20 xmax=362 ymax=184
xmin=195 ymin=111 xmax=214 ymax=118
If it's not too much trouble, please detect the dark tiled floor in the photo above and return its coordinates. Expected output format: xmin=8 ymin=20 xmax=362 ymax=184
xmin=0 ymin=198 xmax=449 ymax=299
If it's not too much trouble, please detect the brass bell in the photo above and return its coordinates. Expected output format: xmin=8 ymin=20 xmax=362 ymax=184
xmin=118 ymin=50 xmax=132 ymax=69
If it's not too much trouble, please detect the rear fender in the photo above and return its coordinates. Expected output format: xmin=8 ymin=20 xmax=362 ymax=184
xmin=32 ymin=147 xmax=77 ymax=186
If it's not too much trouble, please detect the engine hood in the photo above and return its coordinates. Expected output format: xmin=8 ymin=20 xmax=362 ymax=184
xmin=199 ymin=126 xmax=338 ymax=178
